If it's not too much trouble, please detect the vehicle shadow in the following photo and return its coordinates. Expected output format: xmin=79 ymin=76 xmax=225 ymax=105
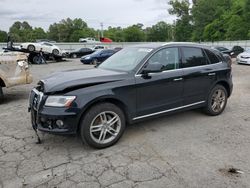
xmin=33 ymin=109 xmax=206 ymax=151
xmin=1 ymin=90 xmax=30 ymax=105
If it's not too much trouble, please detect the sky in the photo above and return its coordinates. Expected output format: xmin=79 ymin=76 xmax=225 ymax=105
xmin=0 ymin=0 xmax=176 ymax=31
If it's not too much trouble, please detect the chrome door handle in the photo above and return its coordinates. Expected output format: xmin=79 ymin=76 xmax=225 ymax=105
xmin=208 ymin=73 xmax=216 ymax=76
xmin=173 ymin=78 xmax=183 ymax=81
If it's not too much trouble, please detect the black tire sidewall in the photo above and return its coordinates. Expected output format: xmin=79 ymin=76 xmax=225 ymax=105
xmin=205 ymin=85 xmax=228 ymax=116
xmin=80 ymin=103 xmax=126 ymax=149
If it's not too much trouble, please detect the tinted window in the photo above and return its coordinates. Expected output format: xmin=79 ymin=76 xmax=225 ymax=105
xmin=148 ymin=47 xmax=179 ymax=71
xmin=181 ymin=47 xmax=207 ymax=68
xmin=43 ymin=43 xmax=53 ymax=46
xmin=205 ymin=49 xmax=220 ymax=64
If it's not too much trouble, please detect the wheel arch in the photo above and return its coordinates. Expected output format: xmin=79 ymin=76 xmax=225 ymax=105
xmin=0 ymin=77 xmax=6 ymax=87
xmin=214 ymin=80 xmax=231 ymax=97
xmin=76 ymin=96 xmax=130 ymax=133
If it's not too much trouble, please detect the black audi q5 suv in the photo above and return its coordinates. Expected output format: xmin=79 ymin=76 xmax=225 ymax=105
xmin=29 ymin=43 xmax=233 ymax=148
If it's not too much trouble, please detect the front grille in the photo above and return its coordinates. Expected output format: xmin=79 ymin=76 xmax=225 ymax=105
xmin=31 ymin=88 xmax=44 ymax=111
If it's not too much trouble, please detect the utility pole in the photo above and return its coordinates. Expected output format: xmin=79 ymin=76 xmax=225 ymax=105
xmin=100 ymin=22 xmax=104 ymax=38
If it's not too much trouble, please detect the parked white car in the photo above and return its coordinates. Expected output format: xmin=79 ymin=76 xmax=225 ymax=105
xmin=236 ymin=49 xmax=250 ymax=65
xmin=79 ymin=37 xmax=100 ymax=43
xmin=20 ymin=42 xmax=62 ymax=56
xmin=91 ymin=45 xmax=106 ymax=51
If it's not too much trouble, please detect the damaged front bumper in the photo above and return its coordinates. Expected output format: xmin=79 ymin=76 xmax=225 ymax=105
xmin=29 ymin=88 xmax=79 ymax=134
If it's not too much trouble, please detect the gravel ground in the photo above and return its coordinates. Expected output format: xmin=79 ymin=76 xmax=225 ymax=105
xmin=0 ymin=59 xmax=250 ymax=188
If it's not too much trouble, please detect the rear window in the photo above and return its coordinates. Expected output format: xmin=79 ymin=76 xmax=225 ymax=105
xmin=181 ymin=47 xmax=207 ymax=68
xmin=205 ymin=49 xmax=221 ymax=64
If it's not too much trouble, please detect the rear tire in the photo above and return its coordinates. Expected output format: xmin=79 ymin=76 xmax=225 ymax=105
xmin=52 ymin=49 xmax=59 ymax=56
xmin=80 ymin=103 xmax=126 ymax=149
xmin=28 ymin=45 xmax=35 ymax=52
xmin=204 ymin=85 xmax=228 ymax=116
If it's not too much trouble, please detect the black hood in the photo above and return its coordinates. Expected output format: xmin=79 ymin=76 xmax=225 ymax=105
xmin=40 ymin=68 xmax=128 ymax=94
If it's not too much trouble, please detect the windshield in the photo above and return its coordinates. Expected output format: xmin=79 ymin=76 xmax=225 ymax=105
xmin=98 ymin=47 xmax=153 ymax=72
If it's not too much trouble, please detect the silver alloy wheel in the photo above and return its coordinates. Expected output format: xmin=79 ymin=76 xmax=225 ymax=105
xmin=72 ymin=54 xmax=77 ymax=58
xmin=90 ymin=111 xmax=121 ymax=144
xmin=211 ymin=89 xmax=226 ymax=113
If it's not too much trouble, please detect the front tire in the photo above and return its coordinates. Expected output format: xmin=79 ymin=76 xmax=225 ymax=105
xmin=80 ymin=103 xmax=126 ymax=149
xmin=204 ymin=85 xmax=228 ymax=116
xmin=92 ymin=59 xmax=98 ymax=65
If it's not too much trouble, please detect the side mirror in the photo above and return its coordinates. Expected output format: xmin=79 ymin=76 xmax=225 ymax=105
xmin=141 ymin=62 xmax=163 ymax=75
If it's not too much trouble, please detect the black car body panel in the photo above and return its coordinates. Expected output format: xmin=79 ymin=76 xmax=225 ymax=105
xmin=41 ymin=68 xmax=128 ymax=94
xmin=68 ymin=48 xmax=93 ymax=58
xmin=29 ymin=43 xmax=233 ymax=135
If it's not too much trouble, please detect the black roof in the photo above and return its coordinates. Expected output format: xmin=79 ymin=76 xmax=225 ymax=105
xmin=130 ymin=42 xmax=211 ymax=49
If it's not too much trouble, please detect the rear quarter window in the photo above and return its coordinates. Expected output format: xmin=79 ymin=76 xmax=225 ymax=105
xmin=204 ymin=49 xmax=221 ymax=64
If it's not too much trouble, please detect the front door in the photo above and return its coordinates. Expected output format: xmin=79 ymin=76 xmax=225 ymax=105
xmin=135 ymin=47 xmax=184 ymax=118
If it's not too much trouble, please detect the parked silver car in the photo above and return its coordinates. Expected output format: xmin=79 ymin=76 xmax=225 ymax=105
xmin=236 ymin=49 xmax=250 ymax=65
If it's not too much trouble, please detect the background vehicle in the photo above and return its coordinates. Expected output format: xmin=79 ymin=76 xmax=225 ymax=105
xmin=20 ymin=42 xmax=62 ymax=56
xmin=80 ymin=49 xmax=115 ymax=64
xmin=92 ymin=45 xmax=105 ymax=51
xmin=67 ymin=48 xmax=93 ymax=58
xmin=36 ymin=39 xmax=56 ymax=43
xmin=0 ymin=52 xmax=32 ymax=101
xmin=231 ymin=45 xmax=244 ymax=57
xmin=29 ymin=43 xmax=232 ymax=148
xmin=100 ymin=37 xmax=113 ymax=43
xmin=213 ymin=46 xmax=244 ymax=57
xmin=79 ymin=37 xmax=99 ymax=43
xmin=236 ymin=49 xmax=250 ymax=65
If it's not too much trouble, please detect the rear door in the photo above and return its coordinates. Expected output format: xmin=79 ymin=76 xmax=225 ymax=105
xmin=181 ymin=47 xmax=217 ymax=105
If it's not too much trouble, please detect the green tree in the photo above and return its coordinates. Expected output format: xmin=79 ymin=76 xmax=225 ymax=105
xmin=169 ymin=0 xmax=192 ymax=41
xmin=30 ymin=27 xmax=47 ymax=41
xmin=192 ymin=0 xmax=233 ymax=41
xmin=47 ymin=18 xmax=94 ymax=42
xmin=9 ymin=21 xmax=33 ymax=42
xmin=104 ymin=27 xmax=125 ymax=42
xmin=145 ymin=21 xmax=173 ymax=42
xmin=0 ymin=30 xmax=8 ymax=42
xmin=123 ymin=24 xmax=145 ymax=42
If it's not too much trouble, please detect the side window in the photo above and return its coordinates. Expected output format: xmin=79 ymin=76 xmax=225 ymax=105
xmin=148 ymin=47 xmax=179 ymax=71
xmin=181 ymin=47 xmax=207 ymax=68
xmin=204 ymin=49 xmax=221 ymax=64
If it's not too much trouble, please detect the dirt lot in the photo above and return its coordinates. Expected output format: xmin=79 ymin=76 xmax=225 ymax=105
xmin=0 ymin=59 xmax=250 ymax=188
